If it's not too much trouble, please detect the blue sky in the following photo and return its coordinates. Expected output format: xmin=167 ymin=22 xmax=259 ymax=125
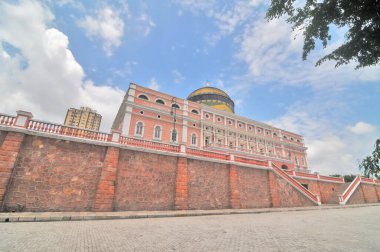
xmin=0 ymin=0 xmax=379 ymax=175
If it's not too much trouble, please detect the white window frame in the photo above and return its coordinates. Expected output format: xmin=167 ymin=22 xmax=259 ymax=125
xmin=191 ymin=133 xmax=197 ymax=146
xmin=135 ymin=121 xmax=144 ymax=137
xmin=153 ymin=125 xmax=162 ymax=140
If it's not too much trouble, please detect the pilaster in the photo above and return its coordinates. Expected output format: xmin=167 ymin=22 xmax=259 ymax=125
xmin=175 ymin=157 xmax=188 ymax=210
xmin=94 ymin=147 xmax=120 ymax=211
xmin=229 ymin=164 xmax=241 ymax=209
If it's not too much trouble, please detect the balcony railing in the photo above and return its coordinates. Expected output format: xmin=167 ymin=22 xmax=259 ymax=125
xmin=0 ymin=114 xmax=16 ymax=126
xmin=120 ymin=136 xmax=180 ymax=152
xmin=205 ymin=142 xmax=291 ymax=161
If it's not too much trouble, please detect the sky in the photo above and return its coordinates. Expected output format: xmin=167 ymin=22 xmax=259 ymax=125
xmin=0 ymin=0 xmax=379 ymax=175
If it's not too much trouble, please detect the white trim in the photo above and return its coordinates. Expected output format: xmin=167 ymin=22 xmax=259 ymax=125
xmin=182 ymin=119 xmax=188 ymax=143
xmin=122 ymin=106 xmax=133 ymax=136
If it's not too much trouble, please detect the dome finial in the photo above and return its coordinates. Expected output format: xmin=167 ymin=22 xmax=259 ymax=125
xmin=204 ymin=81 xmax=211 ymax=87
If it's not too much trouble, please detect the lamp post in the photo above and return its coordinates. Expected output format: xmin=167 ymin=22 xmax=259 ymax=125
xmin=170 ymin=97 xmax=177 ymax=142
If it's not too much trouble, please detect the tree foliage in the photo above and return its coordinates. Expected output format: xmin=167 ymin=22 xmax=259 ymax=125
xmin=329 ymin=174 xmax=356 ymax=182
xmin=266 ymin=0 xmax=380 ymax=69
xmin=359 ymin=139 xmax=380 ymax=179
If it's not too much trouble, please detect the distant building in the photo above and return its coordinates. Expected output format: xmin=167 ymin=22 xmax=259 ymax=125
xmin=64 ymin=107 xmax=102 ymax=131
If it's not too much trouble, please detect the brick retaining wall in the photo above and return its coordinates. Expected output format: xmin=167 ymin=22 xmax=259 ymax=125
xmin=115 ymin=150 xmax=177 ymax=211
xmin=3 ymin=135 xmax=105 ymax=211
xmin=1 ymin=128 xmax=378 ymax=212
xmin=187 ymin=159 xmax=230 ymax=210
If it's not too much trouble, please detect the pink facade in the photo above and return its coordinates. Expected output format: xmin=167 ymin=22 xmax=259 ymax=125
xmin=112 ymin=83 xmax=309 ymax=172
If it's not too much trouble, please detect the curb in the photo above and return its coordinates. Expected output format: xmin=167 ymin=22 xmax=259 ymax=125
xmin=1 ymin=204 xmax=379 ymax=223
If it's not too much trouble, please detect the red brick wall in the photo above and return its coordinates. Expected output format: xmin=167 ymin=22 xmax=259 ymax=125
xmin=4 ymin=129 xmax=380 ymax=212
xmin=0 ymin=131 xmax=25 ymax=208
xmin=346 ymin=184 xmax=380 ymax=205
xmin=115 ymin=150 xmax=177 ymax=211
xmin=3 ymin=135 xmax=105 ymax=211
xmin=236 ymin=167 xmax=271 ymax=208
xmin=347 ymin=185 xmax=366 ymax=204
xmin=270 ymin=172 xmax=315 ymax=207
xmin=294 ymin=178 xmax=343 ymax=204
xmin=0 ymin=130 xmax=6 ymax=147
xmin=376 ymin=186 xmax=380 ymax=201
xmin=361 ymin=184 xmax=379 ymax=203
xmin=187 ymin=159 xmax=229 ymax=209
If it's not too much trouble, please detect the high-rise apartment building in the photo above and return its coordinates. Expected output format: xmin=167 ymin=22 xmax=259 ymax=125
xmin=64 ymin=106 xmax=102 ymax=131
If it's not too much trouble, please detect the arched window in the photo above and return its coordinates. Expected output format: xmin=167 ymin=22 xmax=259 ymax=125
xmin=138 ymin=94 xmax=149 ymax=100
xmin=171 ymin=129 xmax=177 ymax=142
xmin=135 ymin=122 xmax=144 ymax=136
xmin=191 ymin=133 xmax=197 ymax=145
xmin=281 ymin=165 xmax=288 ymax=170
xmin=295 ymin=156 xmax=299 ymax=165
xmin=156 ymin=99 xmax=165 ymax=105
xmin=171 ymin=103 xmax=180 ymax=109
xmin=154 ymin=126 xmax=161 ymax=139
xmin=191 ymin=109 xmax=199 ymax=114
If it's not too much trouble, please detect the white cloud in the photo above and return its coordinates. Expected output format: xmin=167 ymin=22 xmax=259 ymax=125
xmin=0 ymin=0 xmax=123 ymax=131
xmin=78 ymin=7 xmax=125 ymax=56
xmin=148 ymin=78 xmax=160 ymax=91
xmin=236 ymin=17 xmax=380 ymax=89
xmin=206 ymin=0 xmax=264 ymax=44
xmin=137 ymin=13 xmax=155 ymax=37
xmin=172 ymin=70 xmax=184 ymax=84
xmin=348 ymin=122 xmax=376 ymax=135
xmin=174 ymin=0 xmax=216 ymax=13
xmin=268 ymin=99 xmax=378 ymax=176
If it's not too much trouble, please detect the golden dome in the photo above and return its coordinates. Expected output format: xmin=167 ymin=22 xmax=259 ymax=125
xmin=188 ymin=87 xmax=232 ymax=99
xmin=187 ymin=86 xmax=235 ymax=113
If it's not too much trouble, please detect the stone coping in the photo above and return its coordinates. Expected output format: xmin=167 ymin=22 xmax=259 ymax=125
xmin=1 ymin=204 xmax=379 ymax=223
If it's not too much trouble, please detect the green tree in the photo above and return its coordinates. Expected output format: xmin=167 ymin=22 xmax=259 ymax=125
xmin=359 ymin=139 xmax=380 ymax=179
xmin=266 ymin=0 xmax=380 ymax=69
xmin=329 ymin=174 xmax=356 ymax=182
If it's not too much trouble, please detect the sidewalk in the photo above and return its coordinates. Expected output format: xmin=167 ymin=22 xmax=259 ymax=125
xmin=1 ymin=203 xmax=379 ymax=222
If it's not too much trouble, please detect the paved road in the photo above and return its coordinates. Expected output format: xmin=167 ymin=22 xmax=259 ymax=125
xmin=0 ymin=206 xmax=379 ymax=252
